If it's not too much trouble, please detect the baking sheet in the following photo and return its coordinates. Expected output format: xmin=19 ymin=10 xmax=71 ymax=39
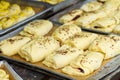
xmin=28 ymin=0 xmax=80 ymax=12
xmin=0 ymin=0 xmax=52 ymax=35
xmin=0 ymin=50 xmax=116 ymax=80
xmin=49 ymin=0 xmax=112 ymax=35
xmin=0 ymin=19 xmax=120 ymax=80
xmin=101 ymin=66 xmax=120 ymax=80
xmin=0 ymin=60 xmax=23 ymax=80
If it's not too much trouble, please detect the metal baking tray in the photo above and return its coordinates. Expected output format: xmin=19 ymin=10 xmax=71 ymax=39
xmin=27 ymin=0 xmax=80 ymax=12
xmin=49 ymin=0 xmax=111 ymax=35
xmin=0 ymin=0 xmax=52 ymax=36
xmin=100 ymin=66 xmax=120 ymax=80
xmin=0 ymin=19 xmax=119 ymax=80
xmin=0 ymin=60 xmax=23 ymax=80
xmin=0 ymin=59 xmax=69 ymax=80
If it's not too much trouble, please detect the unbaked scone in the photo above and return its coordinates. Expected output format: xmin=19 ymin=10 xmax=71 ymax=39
xmin=59 ymin=9 xmax=83 ymax=23
xmin=65 ymin=32 xmax=98 ymax=50
xmin=81 ymin=1 xmax=103 ymax=12
xmin=18 ymin=36 xmax=60 ymax=63
xmin=0 ymin=36 xmax=31 ymax=56
xmin=52 ymin=24 xmax=81 ymax=43
xmin=89 ymin=35 xmax=120 ymax=59
xmin=62 ymin=51 xmax=104 ymax=76
xmin=43 ymin=45 xmax=83 ymax=69
xmin=21 ymin=20 xmax=53 ymax=38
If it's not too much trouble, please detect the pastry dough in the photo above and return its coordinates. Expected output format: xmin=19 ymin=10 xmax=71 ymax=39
xmin=0 ymin=69 xmax=9 ymax=80
xmin=59 ymin=9 xmax=83 ymax=23
xmin=15 ymin=7 xmax=35 ymax=23
xmin=0 ymin=17 xmax=16 ymax=29
xmin=52 ymin=24 xmax=81 ymax=43
xmin=109 ymin=35 xmax=120 ymax=54
xmin=43 ymin=45 xmax=83 ymax=69
xmin=91 ymin=24 xmax=116 ymax=32
xmin=89 ymin=35 xmax=120 ymax=59
xmin=0 ymin=4 xmax=21 ymax=19
xmin=19 ymin=31 xmax=34 ymax=39
xmin=89 ymin=17 xmax=116 ymax=32
xmin=22 ymin=20 xmax=53 ymax=38
xmin=8 ymin=4 xmax=21 ymax=17
xmin=113 ymin=24 xmax=120 ymax=34
xmin=18 ymin=36 xmax=60 ymax=63
xmin=0 ymin=36 xmax=31 ymax=56
xmin=75 ymin=0 xmax=120 ymax=27
xmin=62 ymin=51 xmax=104 ymax=76
xmin=75 ymin=11 xmax=106 ymax=27
xmin=90 ymin=17 xmax=116 ymax=28
xmin=0 ymin=1 xmax=10 ymax=10
xmin=81 ymin=1 xmax=103 ymax=12
xmin=65 ymin=32 xmax=98 ymax=50
xmin=101 ymin=0 xmax=120 ymax=14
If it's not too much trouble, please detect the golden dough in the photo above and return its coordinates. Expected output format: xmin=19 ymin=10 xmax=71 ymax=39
xmin=18 ymin=36 xmax=60 ymax=63
xmin=62 ymin=51 xmax=104 ymax=76
xmin=0 ymin=36 xmax=31 ymax=56
xmin=43 ymin=45 xmax=83 ymax=69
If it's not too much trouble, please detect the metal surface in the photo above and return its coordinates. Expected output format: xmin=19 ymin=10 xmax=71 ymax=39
xmin=27 ymin=0 xmax=80 ymax=12
xmin=88 ymin=55 xmax=120 ymax=80
xmin=0 ymin=0 xmax=52 ymax=36
xmin=101 ymin=66 xmax=120 ymax=80
xmin=53 ymin=0 xmax=80 ymax=12
xmin=49 ymin=0 xmax=111 ymax=35
xmin=0 ymin=58 xmax=67 ymax=80
xmin=0 ymin=55 xmax=75 ymax=80
xmin=0 ymin=19 xmax=120 ymax=80
xmin=0 ymin=60 xmax=23 ymax=80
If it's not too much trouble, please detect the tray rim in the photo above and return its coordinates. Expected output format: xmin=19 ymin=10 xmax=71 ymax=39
xmin=0 ymin=0 xmax=53 ymax=36
xmin=0 ymin=19 xmax=120 ymax=80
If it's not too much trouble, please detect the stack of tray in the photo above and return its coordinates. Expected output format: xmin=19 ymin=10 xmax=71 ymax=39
xmin=0 ymin=0 xmax=120 ymax=80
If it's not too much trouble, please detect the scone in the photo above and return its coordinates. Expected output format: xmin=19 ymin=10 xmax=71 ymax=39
xmin=65 ymin=32 xmax=98 ymax=50
xmin=81 ymin=1 xmax=103 ymax=12
xmin=0 ymin=36 xmax=31 ymax=56
xmin=8 ymin=4 xmax=21 ymax=17
xmin=62 ymin=51 xmax=104 ymax=76
xmin=89 ymin=17 xmax=116 ymax=32
xmin=75 ymin=12 xmax=107 ymax=27
xmin=59 ymin=9 xmax=83 ymax=23
xmin=18 ymin=36 xmax=60 ymax=63
xmin=43 ymin=45 xmax=83 ymax=69
xmin=75 ymin=0 xmax=120 ymax=27
xmin=52 ymin=24 xmax=81 ymax=43
xmin=89 ymin=35 xmax=120 ymax=59
xmin=21 ymin=20 xmax=53 ymax=38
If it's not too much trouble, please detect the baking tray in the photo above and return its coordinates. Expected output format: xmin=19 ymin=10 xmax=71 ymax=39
xmin=27 ymin=0 xmax=81 ymax=12
xmin=0 ymin=0 xmax=53 ymax=36
xmin=100 ymin=66 xmax=120 ymax=80
xmin=0 ymin=59 xmax=69 ymax=80
xmin=0 ymin=19 xmax=120 ymax=80
xmin=0 ymin=60 xmax=23 ymax=80
xmin=49 ymin=0 xmax=111 ymax=35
